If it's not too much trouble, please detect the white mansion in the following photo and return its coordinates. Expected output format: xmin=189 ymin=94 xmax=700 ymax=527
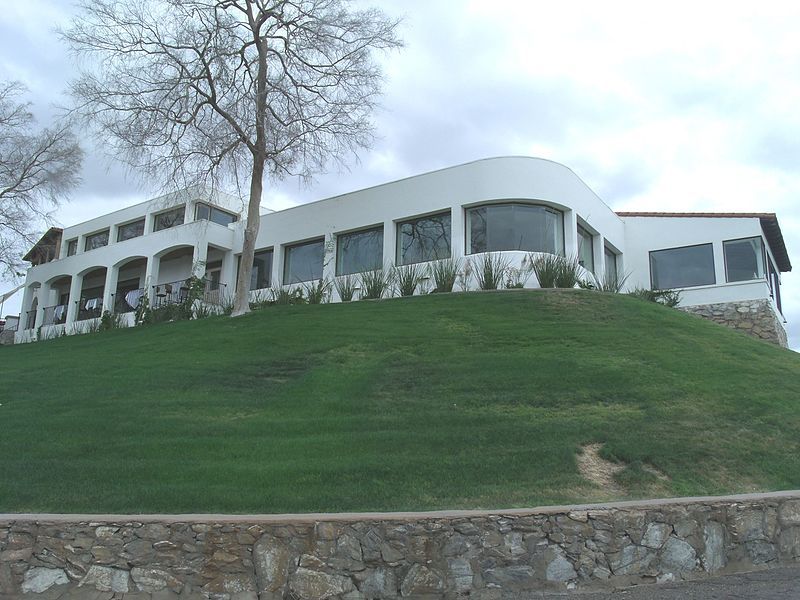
xmin=12 ymin=156 xmax=792 ymax=345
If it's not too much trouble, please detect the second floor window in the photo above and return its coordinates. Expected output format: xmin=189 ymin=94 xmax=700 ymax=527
xmin=66 ymin=239 xmax=78 ymax=256
xmin=84 ymin=230 xmax=109 ymax=251
xmin=153 ymin=207 xmax=186 ymax=232
xmin=196 ymin=203 xmax=238 ymax=227
xmin=118 ymin=219 xmax=145 ymax=242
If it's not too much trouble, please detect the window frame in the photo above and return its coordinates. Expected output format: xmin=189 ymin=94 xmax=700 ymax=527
xmin=649 ymin=242 xmax=716 ymax=291
xmin=195 ymin=202 xmax=238 ymax=227
xmin=84 ymin=229 xmax=110 ymax=252
xmin=395 ymin=210 xmax=452 ymax=266
xmin=604 ymin=245 xmax=618 ymax=280
xmin=152 ymin=206 xmax=186 ymax=232
xmin=283 ymin=238 xmax=325 ymax=284
xmin=464 ymin=202 xmax=565 ymax=256
xmin=66 ymin=239 xmax=78 ymax=257
xmin=335 ymin=225 xmax=384 ymax=276
xmin=237 ymin=247 xmax=274 ymax=291
xmin=577 ymin=223 xmax=595 ymax=273
xmin=723 ymin=236 xmax=767 ymax=283
xmin=117 ymin=218 xmax=146 ymax=242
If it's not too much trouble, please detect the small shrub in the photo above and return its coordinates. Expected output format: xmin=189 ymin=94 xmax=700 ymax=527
xmin=471 ymin=252 xmax=510 ymax=290
xmin=529 ymin=253 xmax=584 ymax=288
xmin=99 ymin=310 xmax=126 ymax=331
xmin=628 ymin=287 xmax=682 ymax=307
xmin=428 ymin=257 xmax=461 ymax=293
xmin=505 ymin=266 xmax=532 ymax=289
xmin=135 ymin=294 xmax=151 ymax=325
xmin=334 ymin=274 xmax=359 ymax=302
xmin=393 ymin=263 xmax=425 ymax=297
xmin=457 ymin=261 xmax=473 ymax=291
xmin=303 ymin=278 xmax=332 ymax=304
xmin=249 ymin=289 xmax=272 ymax=311
xmin=596 ymin=270 xmax=631 ymax=293
xmin=359 ymin=268 xmax=392 ymax=300
xmin=272 ymin=285 xmax=304 ymax=305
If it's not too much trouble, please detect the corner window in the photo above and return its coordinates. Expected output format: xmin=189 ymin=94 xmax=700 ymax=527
xmin=66 ymin=239 xmax=78 ymax=256
xmin=84 ymin=230 xmax=109 ymax=251
xmin=153 ymin=206 xmax=186 ymax=232
xmin=336 ymin=226 xmax=383 ymax=275
xmin=396 ymin=212 xmax=451 ymax=265
xmin=466 ymin=203 xmax=564 ymax=254
xmin=577 ymin=224 xmax=594 ymax=273
xmin=724 ymin=237 xmax=765 ymax=283
xmin=284 ymin=239 xmax=324 ymax=283
xmin=604 ymin=246 xmax=618 ymax=279
xmin=196 ymin=202 xmax=238 ymax=227
xmin=650 ymin=243 xmax=715 ymax=290
xmin=117 ymin=219 xmax=145 ymax=242
xmin=239 ymin=249 xmax=274 ymax=290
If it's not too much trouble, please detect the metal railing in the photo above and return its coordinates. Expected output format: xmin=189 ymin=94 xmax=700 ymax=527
xmin=76 ymin=297 xmax=103 ymax=321
xmin=203 ymin=282 xmax=227 ymax=305
xmin=152 ymin=280 xmax=190 ymax=307
xmin=42 ymin=304 xmax=68 ymax=326
xmin=114 ymin=288 xmax=145 ymax=313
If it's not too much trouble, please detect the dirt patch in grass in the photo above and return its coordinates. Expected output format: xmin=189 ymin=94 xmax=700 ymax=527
xmin=577 ymin=443 xmax=625 ymax=496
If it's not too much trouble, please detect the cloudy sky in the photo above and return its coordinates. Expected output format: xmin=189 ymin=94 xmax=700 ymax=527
xmin=1 ymin=0 xmax=799 ymax=347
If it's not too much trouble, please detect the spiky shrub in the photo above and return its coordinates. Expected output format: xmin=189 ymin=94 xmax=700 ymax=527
xmin=359 ymin=268 xmax=392 ymax=300
xmin=597 ymin=270 xmax=631 ymax=293
xmin=627 ymin=287 xmax=682 ymax=307
xmin=334 ymin=274 xmax=359 ymax=302
xmin=505 ymin=266 xmax=532 ymax=289
xmin=428 ymin=257 xmax=461 ymax=293
xmin=393 ymin=263 xmax=425 ymax=297
xmin=272 ymin=285 xmax=303 ymax=305
xmin=529 ymin=253 xmax=584 ymax=289
xmin=248 ymin=289 xmax=272 ymax=311
xmin=471 ymin=252 xmax=510 ymax=290
xmin=303 ymin=278 xmax=332 ymax=304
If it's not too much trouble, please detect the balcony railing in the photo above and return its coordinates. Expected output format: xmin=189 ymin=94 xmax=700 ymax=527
xmin=153 ymin=280 xmax=228 ymax=306
xmin=114 ymin=288 xmax=145 ymax=313
xmin=77 ymin=297 xmax=103 ymax=321
xmin=25 ymin=310 xmax=36 ymax=330
xmin=203 ymin=282 xmax=227 ymax=305
xmin=42 ymin=304 xmax=68 ymax=326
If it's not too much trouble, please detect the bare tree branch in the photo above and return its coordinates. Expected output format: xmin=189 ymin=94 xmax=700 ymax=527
xmin=62 ymin=0 xmax=402 ymax=315
xmin=0 ymin=82 xmax=83 ymax=278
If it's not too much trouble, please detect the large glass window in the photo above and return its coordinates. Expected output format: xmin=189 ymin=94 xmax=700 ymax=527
xmin=66 ymin=239 xmax=78 ymax=256
xmin=577 ymin=224 xmax=594 ymax=273
xmin=336 ymin=227 xmax=383 ymax=275
xmin=396 ymin=212 xmax=451 ymax=265
xmin=117 ymin=219 xmax=145 ymax=242
xmin=84 ymin=230 xmax=109 ymax=251
xmin=724 ymin=237 xmax=765 ymax=283
xmin=284 ymin=239 xmax=324 ymax=283
xmin=650 ymin=243 xmax=715 ymax=290
xmin=604 ymin=245 xmax=618 ymax=280
xmin=153 ymin=206 xmax=186 ymax=232
xmin=251 ymin=249 xmax=273 ymax=290
xmin=196 ymin=203 xmax=238 ymax=227
xmin=467 ymin=203 xmax=564 ymax=254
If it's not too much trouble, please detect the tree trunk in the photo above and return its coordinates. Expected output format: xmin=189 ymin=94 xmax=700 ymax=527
xmin=231 ymin=154 xmax=265 ymax=317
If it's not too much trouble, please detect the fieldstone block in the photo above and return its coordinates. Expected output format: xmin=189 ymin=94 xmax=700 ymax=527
xmin=359 ymin=567 xmax=397 ymax=598
xmin=483 ymin=565 xmax=536 ymax=588
xmin=779 ymin=500 xmax=800 ymax=526
xmin=641 ymin=523 xmax=671 ymax=549
xmin=21 ymin=567 xmax=69 ymax=594
xmin=289 ymin=567 xmax=355 ymax=600
xmin=400 ymin=564 xmax=443 ymax=597
xmin=702 ymin=522 xmax=726 ymax=573
xmin=253 ymin=534 xmax=293 ymax=599
xmin=659 ymin=537 xmax=697 ymax=574
xmin=79 ymin=565 xmax=130 ymax=593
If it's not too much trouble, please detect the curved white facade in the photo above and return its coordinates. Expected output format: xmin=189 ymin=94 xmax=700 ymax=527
xmin=13 ymin=157 xmax=790 ymax=343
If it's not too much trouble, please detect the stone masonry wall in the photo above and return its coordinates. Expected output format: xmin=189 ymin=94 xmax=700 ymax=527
xmin=680 ymin=299 xmax=788 ymax=347
xmin=3 ymin=492 xmax=800 ymax=599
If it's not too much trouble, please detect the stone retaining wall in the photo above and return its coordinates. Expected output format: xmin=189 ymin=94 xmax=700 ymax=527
xmin=3 ymin=492 xmax=800 ymax=599
xmin=680 ymin=299 xmax=788 ymax=347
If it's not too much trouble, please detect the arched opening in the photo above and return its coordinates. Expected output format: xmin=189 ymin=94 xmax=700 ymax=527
xmin=154 ymin=246 xmax=194 ymax=307
xmin=114 ymin=257 xmax=147 ymax=313
xmin=43 ymin=275 xmax=72 ymax=326
xmin=77 ymin=267 xmax=107 ymax=321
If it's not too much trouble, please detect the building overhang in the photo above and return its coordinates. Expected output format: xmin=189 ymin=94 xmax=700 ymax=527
xmin=616 ymin=212 xmax=792 ymax=273
xmin=23 ymin=227 xmax=63 ymax=264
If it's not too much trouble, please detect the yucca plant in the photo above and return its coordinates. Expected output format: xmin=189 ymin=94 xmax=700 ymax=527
xmin=428 ymin=257 xmax=462 ymax=293
xmin=529 ymin=253 xmax=583 ymax=288
xmin=628 ymin=287 xmax=681 ymax=307
xmin=471 ymin=252 xmax=510 ymax=290
xmin=272 ymin=285 xmax=303 ymax=305
xmin=392 ymin=263 xmax=425 ymax=297
xmin=596 ymin=270 xmax=631 ymax=293
xmin=359 ymin=268 xmax=392 ymax=300
xmin=303 ymin=278 xmax=332 ymax=304
xmin=334 ymin=274 xmax=359 ymax=302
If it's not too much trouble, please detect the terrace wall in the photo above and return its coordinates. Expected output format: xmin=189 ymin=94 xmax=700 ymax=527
xmin=681 ymin=299 xmax=788 ymax=347
xmin=3 ymin=491 xmax=800 ymax=598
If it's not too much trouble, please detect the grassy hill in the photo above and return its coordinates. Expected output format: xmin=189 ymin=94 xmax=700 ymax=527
xmin=1 ymin=289 xmax=799 ymax=514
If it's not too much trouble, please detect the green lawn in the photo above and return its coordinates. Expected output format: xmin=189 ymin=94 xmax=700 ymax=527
xmin=1 ymin=289 xmax=799 ymax=514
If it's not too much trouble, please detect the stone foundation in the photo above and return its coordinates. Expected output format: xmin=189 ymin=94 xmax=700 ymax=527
xmin=680 ymin=299 xmax=787 ymax=347
xmin=3 ymin=491 xmax=800 ymax=598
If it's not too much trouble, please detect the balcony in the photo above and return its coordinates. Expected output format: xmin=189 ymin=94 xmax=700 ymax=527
xmin=153 ymin=279 xmax=228 ymax=307
xmin=42 ymin=304 xmax=68 ymax=326
xmin=77 ymin=297 xmax=103 ymax=321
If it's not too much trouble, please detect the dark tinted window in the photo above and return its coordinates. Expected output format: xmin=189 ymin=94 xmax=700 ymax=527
xmin=284 ymin=239 xmax=324 ymax=283
xmin=84 ymin=230 xmax=109 ymax=251
xmin=650 ymin=244 xmax=715 ymax=290
xmin=153 ymin=207 xmax=186 ymax=231
xmin=397 ymin=212 xmax=451 ymax=265
xmin=336 ymin=227 xmax=383 ymax=275
xmin=724 ymin=237 xmax=765 ymax=282
xmin=467 ymin=204 xmax=563 ymax=254
xmin=118 ymin=219 xmax=145 ymax=242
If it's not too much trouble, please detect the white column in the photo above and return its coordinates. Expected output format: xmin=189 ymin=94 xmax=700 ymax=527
xmin=144 ymin=213 xmax=154 ymax=237
xmin=595 ymin=235 xmax=606 ymax=283
xmin=76 ymin=234 xmax=86 ymax=255
xmin=382 ymin=220 xmax=396 ymax=267
xmin=144 ymin=255 xmax=161 ymax=303
xmin=20 ymin=284 xmax=34 ymax=320
xmin=220 ymin=250 xmax=237 ymax=299
xmin=273 ymin=245 xmax=285 ymax=287
xmin=33 ymin=283 xmax=52 ymax=329
xmin=103 ymin=266 xmax=119 ymax=314
xmin=564 ymin=210 xmax=578 ymax=257
xmin=192 ymin=243 xmax=208 ymax=278
xmin=322 ymin=233 xmax=337 ymax=281
xmin=65 ymin=275 xmax=83 ymax=325
xmin=450 ymin=206 xmax=465 ymax=259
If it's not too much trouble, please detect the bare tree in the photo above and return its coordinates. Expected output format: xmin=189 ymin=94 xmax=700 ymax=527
xmin=0 ymin=82 xmax=83 ymax=278
xmin=63 ymin=0 xmax=402 ymax=316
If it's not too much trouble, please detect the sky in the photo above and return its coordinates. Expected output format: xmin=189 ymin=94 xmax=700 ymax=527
xmin=1 ymin=0 xmax=799 ymax=347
